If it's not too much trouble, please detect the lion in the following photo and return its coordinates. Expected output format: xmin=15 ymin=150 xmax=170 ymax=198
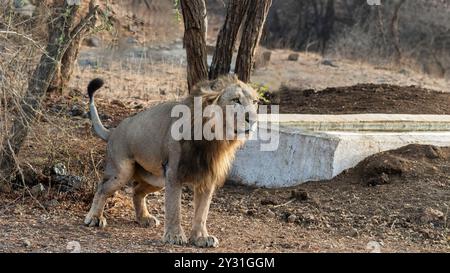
xmin=84 ymin=75 xmax=259 ymax=248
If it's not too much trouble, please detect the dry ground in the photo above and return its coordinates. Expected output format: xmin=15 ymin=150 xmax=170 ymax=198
xmin=278 ymin=84 xmax=450 ymax=115
xmin=0 ymin=143 xmax=448 ymax=253
xmin=0 ymin=87 xmax=448 ymax=253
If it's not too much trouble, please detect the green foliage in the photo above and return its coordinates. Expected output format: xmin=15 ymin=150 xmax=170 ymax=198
xmin=173 ymin=0 xmax=181 ymax=22
xmin=95 ymin=2 xmax=114 ymax=33
xmin=250 ymin=83 xmax=271 ymax=104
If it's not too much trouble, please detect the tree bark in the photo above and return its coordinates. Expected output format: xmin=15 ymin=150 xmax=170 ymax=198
xmin=391 ymin=0 xmax=405 ymax=64
xmin=180 ymin=0 xmax=208 ymax=93
xmin=209 ymin=0 xmax=249 ymax=80
xmin=49 ymin=36 xmax=83 ymax=94
xmin=235 ymin=0 xmax=272 ymax=83
xmin=0 ymin=1 xmax=98 ymax=180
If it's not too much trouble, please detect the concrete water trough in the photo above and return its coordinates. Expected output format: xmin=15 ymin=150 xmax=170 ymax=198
xmin=230 ymin=114 xmax=450 ymax=188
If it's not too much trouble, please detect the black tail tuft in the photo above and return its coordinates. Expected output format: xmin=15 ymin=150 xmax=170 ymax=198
xmin=87 ymin=78 xmax=105 ymax=101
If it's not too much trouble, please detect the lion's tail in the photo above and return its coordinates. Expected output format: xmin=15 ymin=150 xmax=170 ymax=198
xmin=87 ymin=78 xmax=110 ymax=141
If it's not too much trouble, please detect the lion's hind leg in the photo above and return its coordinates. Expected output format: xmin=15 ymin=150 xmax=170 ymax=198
xmin=84 ymin=160 xmax=134 ymax=228
xmin=133 ymin=168 xmax=163 ymax=228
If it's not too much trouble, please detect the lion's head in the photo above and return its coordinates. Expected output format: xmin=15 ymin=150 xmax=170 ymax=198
xmin=192 ymin=75 xmax=259 ymax=140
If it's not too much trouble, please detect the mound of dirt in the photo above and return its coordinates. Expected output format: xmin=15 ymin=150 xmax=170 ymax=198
xmin=340 ymin=145 xmax=450 ymax=186
xmin=278 ymin=84 xmax=450 ymax=114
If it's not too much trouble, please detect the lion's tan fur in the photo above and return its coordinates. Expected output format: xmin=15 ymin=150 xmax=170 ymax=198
xmin=85 ymin=75 xmax=258 ymax=247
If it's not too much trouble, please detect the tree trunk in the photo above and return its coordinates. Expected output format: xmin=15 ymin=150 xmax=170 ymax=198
xmin=209 ymin=0 xmax=249 ymax=80
xmin=320 ymin=0 xmax=335 ymax=55
xmin=180 ymin=0 xmax=208 ymax=93
xmin=391 ymin=0 xmax=405 ymax=64
xmin=0 ymin=1 xmax=98 ymax=180
xmin=235 ymin=0 xmax=272 ymax=83
xmin=49 ymin=22 xmax=87 ymax=95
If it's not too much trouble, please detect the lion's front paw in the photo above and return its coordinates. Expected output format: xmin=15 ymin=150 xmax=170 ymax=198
xmin=137 ymin=215 xmax=160 ymax=228
xmin=163 ymin=230 xmax=188 ymax=246
xmin=190 ymin=235 xmax=219 ymax=248
xmin=84 ymin=213 xmax=107 ymax=228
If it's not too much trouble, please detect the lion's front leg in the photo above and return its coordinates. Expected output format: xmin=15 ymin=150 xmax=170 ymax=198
xmin=162 ymin=175 xmax=187 ymax=246
xmin=189 ymin=185 xmax=219 ymax=248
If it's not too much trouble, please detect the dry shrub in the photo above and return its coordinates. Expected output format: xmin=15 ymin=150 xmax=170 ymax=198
xmin=1 ymin=3 xmax=50 ymax=185
xmin=0 ymin=3 xmax=104 ymax=194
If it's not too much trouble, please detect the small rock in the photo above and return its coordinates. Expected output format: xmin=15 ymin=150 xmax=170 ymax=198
xmin=421 ymin=207 xmax=444 ymax=223
xmin=266 ymin=210 xmax=276 ymax=218
xmin=287 ymin=214 xmax=297 ymax=223
xmin=126 ymin=37 xmax=139 ymax=45
xmin=287 ymin=53 xmax=299 ymax=61
xmin=84 ymin=36 xmax=101 ymax=48
xmin=111 ymin=99 xmax=126 ymax=108
xmin=69 ymin=105 xmax=84 ymax=117
xmin=261 ymin=198 xmax=278 ymax=206
xmin=368 ymin=172 xmax=390 ymax=186
xmin=52 ymin=163 xmax=67 ymax=176
xmin=425 ymin=146 xmax=442 ymax=160
xmin=22 ymin=239 xmax=32 ymax=248
xmin=44 ymin=199 xmax=59 ymax=209
xmin=78 ymin=59 xmax=98 ymax=68
xmin=159 ymin=89 xmax=167 ymax=96
xmin=398 ymin=68 xmax=410 ymax=75
xmin=30 ymin=183 xmax=45 ymax=196
xmin=128 ymin=24 xmax=138 ymax=33
xmin=99 ymin=113 xmax=112 ymax=121
xmin=262 ymin=51 xmax=272 ymax=62
xmin=321 ymin=59 xmax=339 ymax=68
xmin=366 ymin=241 xmax=382 ymax=253
xmin=350 ymin=228 xmax=359 ymax=238
xmin=133 ymin=104 xmax=144 ymax=110
xmin=254 ymin=51 xmax=272 ymax=68
xmin=53 ymin=175 xmax=83 ymax=192
xmin=246 ymin=209 xmax=256 ymax=216
xmin=291 ymin=189 xmax=309 ymax=201
xmin=14 ymin=0 xmax=35 ymax=18
xmin=301 ymin=243 xmax=311 ymax=250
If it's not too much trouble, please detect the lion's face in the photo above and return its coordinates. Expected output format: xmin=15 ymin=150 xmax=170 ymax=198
xmin=217 ymin=81 xmax=259 ymax=138
xmin=197 ymin=75 xmax=259 ymax=140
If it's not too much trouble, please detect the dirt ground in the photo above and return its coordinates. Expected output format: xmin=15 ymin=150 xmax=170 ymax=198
xmin=0 ymin=144 xmax=448 ymax=253
xmin=277 ymin=84 xmax=450 ymax=114
xmin=0 ymin=89 xmax=449 ymax=253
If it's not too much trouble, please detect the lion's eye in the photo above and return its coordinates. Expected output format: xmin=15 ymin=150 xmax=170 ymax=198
xmin=232 ymin=98 xmax=241 ymax=104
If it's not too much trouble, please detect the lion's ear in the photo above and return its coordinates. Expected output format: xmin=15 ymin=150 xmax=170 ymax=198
xmin=229 ymin=74 xmax=238 ymax=82
xmin=191 ymin=80 xmax=212 ymax=96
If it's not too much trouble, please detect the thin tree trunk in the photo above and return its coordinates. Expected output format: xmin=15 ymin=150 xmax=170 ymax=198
xmin=49 ymin=4 xmax=98 ymax=94
xmin=0 ymin=1 xmax=98 ymax=180
xmin=180 ymin=0 xmax=208 ymax=93
xmin=235 ymin=0 xmax=272 ymax=83
xmin=321 ymin=0 xmax=335 ymax=55
xmin=209 ymin=0 xmax=249 ymax=80
xmin=391 ymin=0 xmax=405 ymax=64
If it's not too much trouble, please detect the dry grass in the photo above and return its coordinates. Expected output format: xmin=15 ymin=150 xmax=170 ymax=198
xmin=71 ymin=59 xmax=187 ymax=101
